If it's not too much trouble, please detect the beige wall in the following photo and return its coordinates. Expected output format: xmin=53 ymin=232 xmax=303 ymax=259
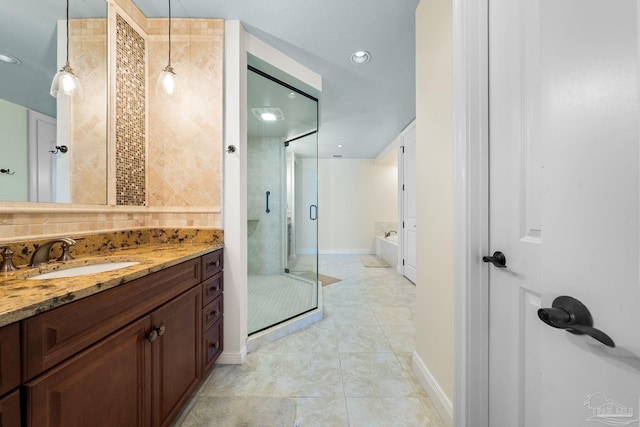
xmin=414 ymin=0 xmax=454 ymax=403
xmin=318 ymin=158 xmax=398 ymax=254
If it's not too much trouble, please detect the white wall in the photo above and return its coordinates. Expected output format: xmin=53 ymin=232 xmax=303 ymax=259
xmin=413 ymin=0 xmax=455 ymax=425
xmin=318 ymin=158 xmax=397 ymax=254
xmin=0 ymin=99 xmax=28 ymax=202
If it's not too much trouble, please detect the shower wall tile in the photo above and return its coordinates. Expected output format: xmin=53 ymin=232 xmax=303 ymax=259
xmin=247 ymin=136 xmax=285 ymax=275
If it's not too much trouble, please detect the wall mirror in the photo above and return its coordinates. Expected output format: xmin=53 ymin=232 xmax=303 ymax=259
xmin=0 ymin=0 xmax=107 ymax=204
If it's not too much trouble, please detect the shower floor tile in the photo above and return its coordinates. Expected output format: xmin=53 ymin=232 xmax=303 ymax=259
xmin=248 ymin=274 xmax=317 ymax=334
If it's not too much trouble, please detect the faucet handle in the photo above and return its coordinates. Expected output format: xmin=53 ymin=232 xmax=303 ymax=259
xmin=0 ymin=246 xmax=19 ymax=272
xmin=56 ymin=240 xmax=76 ymax=262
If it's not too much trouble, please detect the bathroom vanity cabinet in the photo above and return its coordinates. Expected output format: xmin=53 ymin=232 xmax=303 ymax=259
xmin=15 ymin=249 xmax=224 ymax=427
xmin=201 ymin=250 xmax=224 ymax=372
xmin=0 ymin=323 xmax=21 ymax=426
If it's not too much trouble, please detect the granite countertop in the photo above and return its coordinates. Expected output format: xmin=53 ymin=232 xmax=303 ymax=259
xmin=0 ymin=242 xmax=222 ymax=328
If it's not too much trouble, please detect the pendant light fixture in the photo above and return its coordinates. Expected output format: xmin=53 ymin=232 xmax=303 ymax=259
xmin=50 ymin=0 xmax=83 ymax=98
xmin=156 ymin=0 xmax=179 ymax=98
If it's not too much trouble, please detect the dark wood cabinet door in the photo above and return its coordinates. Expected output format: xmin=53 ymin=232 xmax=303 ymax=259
xmin=151 ymin=286 xmax=201 ymax=427
xmin=0 ymin=323 xmax=20 ymax=396
xmin=24 ymin=317 xmax=152 ymax=427
xmin=0 ymin=389 xmax=21 ymax=427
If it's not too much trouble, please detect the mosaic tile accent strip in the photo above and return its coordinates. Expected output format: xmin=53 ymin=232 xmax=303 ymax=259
xmin=115 ymin=14 xmax=146 ymax=206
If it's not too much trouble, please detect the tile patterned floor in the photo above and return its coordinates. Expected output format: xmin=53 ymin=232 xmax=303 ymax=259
xmin=178 ymin=254 xmax=445 ymax=427
xmin=248 ymin=274 xmax=317 ymax=334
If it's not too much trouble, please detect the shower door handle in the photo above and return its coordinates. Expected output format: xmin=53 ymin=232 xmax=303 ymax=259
xmin=266 ymin=191 xmax=271 ymax=213
xmin=310 ymin=204 xmax=318 ymax=220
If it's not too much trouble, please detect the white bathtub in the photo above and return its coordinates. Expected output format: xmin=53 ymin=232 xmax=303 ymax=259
xmin=375 ymin=235 xmax=398 ymax=267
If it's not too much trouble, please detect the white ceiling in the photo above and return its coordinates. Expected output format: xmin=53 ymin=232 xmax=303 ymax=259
xmin=1 ymin=0 xmax=418 ymax=159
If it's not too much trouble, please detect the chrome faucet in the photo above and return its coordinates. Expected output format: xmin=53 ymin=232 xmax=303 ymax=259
xmin=29 ymin=238 xmax=77 ymax=267
xmin=384 ymin=230 xmax=398 ymax=238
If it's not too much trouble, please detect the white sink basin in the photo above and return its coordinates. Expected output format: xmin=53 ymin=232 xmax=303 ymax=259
xmin=28 ymin=262 xmax=140 ymax=280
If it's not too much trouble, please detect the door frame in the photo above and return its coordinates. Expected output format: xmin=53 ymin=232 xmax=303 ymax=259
xmin=452 ymin=0 xmax=490 ymax=426
xmin=400 ymin=120 xmax=417 ymax=281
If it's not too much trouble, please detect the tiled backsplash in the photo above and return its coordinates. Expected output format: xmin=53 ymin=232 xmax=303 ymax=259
xmin=0 ymin=206 xmax=222 ymax=244
xmin=0 ymin=227 xmax=223 ymax=267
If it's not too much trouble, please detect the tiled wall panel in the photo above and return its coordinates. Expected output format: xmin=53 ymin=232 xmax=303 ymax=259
xmin=115 ymin=14 xmax=146 ymax=206
xmin=70 ymin=19 xmax=108 ymax=204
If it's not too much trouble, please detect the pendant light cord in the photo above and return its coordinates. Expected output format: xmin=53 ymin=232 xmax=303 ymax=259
xmin=168 ymin=0 xmax=172 ymax=66
xmin=65 ymin=0 xmax=70 ymax=65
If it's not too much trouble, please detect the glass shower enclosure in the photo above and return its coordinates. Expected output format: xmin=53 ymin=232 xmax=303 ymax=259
xmin=246 ymin=59 xmax=319 ymax=335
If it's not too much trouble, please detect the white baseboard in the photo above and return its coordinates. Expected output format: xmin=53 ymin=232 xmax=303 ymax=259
xmin=216 ymin=346 xmax=247 ymax=365
xmin=412 ymin=351 xmax=454 ymax=427
xmin=318 ymin=249 xmax=373 ymax=255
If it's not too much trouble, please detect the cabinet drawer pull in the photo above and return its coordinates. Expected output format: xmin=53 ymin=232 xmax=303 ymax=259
xmin=210 ymin=342 xmax=219 ymax=349
xmin=209 ymin=285 xmax=219 ymax=293
xmin=157 ymin=325 xmax=166 ymax=336
xmin=208 ymin=260 xmax=220 ymax=268
xmin=212 ymin=310 xmax=220 ymax=317
xmin=147 ymin=329 xmax=159 ymax=343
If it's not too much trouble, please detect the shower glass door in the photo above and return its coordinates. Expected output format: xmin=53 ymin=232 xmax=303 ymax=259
xmin=247 ymin=60 xmax=318 ymax=335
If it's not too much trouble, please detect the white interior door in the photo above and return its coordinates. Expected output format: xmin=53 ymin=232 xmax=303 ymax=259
xmin=488 ymin=0 xmax=640 ymax=426
xmin=27 ymin=111 xmax=57 ymax=202
xmin=403 ymin=123 xmax=417 ymax=283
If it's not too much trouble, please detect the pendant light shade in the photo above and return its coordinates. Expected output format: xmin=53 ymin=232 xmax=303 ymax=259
xmin=50 ymin=0 xmax=82 ymax=99
xmin=156 ymin=0 xmax=180 ymax=99
xmin=157 ymin=64 xmax=178 ymax=97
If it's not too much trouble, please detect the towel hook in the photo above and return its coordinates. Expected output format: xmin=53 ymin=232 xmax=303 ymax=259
xmin=0 ymin=169 xmax=15 ymax=175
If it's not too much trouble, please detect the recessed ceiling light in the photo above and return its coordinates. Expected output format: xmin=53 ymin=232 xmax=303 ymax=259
xmin=251 ymin=107 xmax=285 ymax=121
xmin=332 ymin=154 xmax=343 ymax=158
xmin=350 ymin=50 xmax=371 ymax=65
xmin=337 ymin=144 xmax=343 ymax=148
xmin=0 ymin=52 xmax=21 ymax=65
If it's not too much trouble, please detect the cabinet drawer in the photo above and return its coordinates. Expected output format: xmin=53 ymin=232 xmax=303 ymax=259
xmin=202 ymin=295 xmax=223 ymax=332
xmin=0 ymin=323 xmax=20 ymax=396
xmin=0 ymin=389 xmax=21 ymax=427
xmin=202 ymin=319 xmax=223 ymax=372
xmin=201 ymin=250 xmax=223 ymax=280
xmin=202 ymin=272 xmax=223 ymax=308
xmin=23 ymin=258 xmax=201 ymax=381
